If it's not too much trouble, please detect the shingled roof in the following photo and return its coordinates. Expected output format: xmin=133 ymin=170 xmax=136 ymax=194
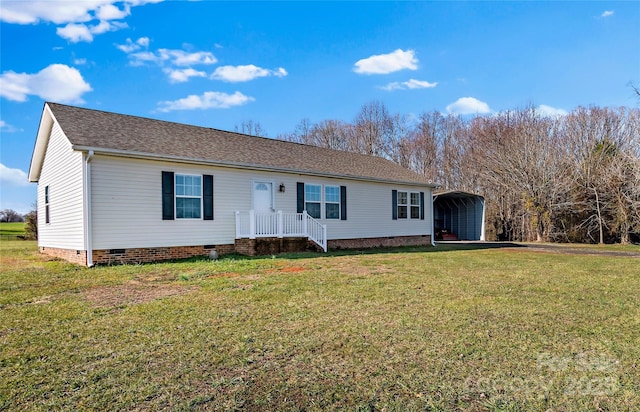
xmin=43 ymin=103 xmax=433 ymax=186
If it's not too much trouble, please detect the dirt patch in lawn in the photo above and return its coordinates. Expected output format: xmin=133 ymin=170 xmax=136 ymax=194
xmin=84 ymin=281 xmax=196 ymax=309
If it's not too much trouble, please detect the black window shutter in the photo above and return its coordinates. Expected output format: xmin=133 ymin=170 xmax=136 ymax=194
xmin=420 ymin=191 xmax=425 ymax=220
xmin=297 ymin=182 xmax=305 ymax=213
xmin=392 ymin=189 xmax=398 ymax=220
xmin=162 ymin=171 xmax=174 ymax=220
xmin=340 ymin=185 xmax=347 ymax=220
xmin=203 ymin=174 xmax=214 ymax=220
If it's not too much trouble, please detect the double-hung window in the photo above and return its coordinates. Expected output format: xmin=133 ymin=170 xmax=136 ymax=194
xmin=162 ymin=171 xmax=213 ymax=221
xmin=297 ymin=182 xmax=346 ymax=220
xmin=305 ymin=184 xmax=321 ymax=219
xmin=325 ymin=186 xmax=340 ymax=219
xmin=397 ymin=191 xmax=408 ymax=219
xmin=396 ymin=191 xmax=422 ymax=220
xmin=175 ymin=174 xmax=202 ymax=219
xmin=410 ymin=192 xmax=421 ymax=219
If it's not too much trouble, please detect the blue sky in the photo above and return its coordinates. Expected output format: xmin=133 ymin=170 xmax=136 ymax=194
xmin=1 ymin=1 xmax=639 ymax=214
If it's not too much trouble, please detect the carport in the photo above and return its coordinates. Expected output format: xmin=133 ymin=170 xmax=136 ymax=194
xmin=433 ymin=191 xmax=485 ymax=241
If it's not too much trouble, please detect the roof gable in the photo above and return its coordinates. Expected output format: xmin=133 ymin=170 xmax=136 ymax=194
xmin=42 ymin=103 xmax=433 ymax=186
xmin=28 ymin=104 xmax=56 ymax=182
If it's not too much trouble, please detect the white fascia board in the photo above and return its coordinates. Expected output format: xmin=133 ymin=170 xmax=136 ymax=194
xmin=28 ymin=103 xmax=55 ymax=182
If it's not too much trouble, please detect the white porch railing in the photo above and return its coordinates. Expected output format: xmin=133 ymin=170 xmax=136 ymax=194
xmin=235 ymin=210 xmax=327 ymax=252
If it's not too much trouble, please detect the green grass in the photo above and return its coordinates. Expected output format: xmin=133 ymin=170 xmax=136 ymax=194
xmin=0 ymin=222 xmax=25 ymax=238
xmin=1 ymin=241 xmax=639 ymax=411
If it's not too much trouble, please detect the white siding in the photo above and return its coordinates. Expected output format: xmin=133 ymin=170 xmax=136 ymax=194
xmin=90 ymin=155 xmax=433 ymax=249
xmin=37 ymin=122 xmax=85 ymax=249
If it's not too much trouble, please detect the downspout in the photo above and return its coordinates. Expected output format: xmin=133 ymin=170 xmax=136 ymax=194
xmin=83 ymin=150 xmax=94 ymax=267
xmin=480 ymin=197 xmax=486 ymax=241
xmin=431 ymin=193 xmax=437 ymax=246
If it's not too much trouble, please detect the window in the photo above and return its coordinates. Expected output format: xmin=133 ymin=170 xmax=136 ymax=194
xmin=297 ymin=182 xmax=346 ymax=220
xmin=410 ymin=192 xmax=421 ymax=219
xmin=162 ymin=172 xmax=213 ymax=221
xmin=175 ymin=174 xmax=202 ymax=219
xmin=325 ymin=186 xmax=340 ymax=219
xmin=45 ymin=185 xmax=50 ymax=224
xmin=397 ymin=191 xmax=408 ymax=219
xmin=305 ymin=184 xmax=321 ymax=219
xmin=396 ymin=191 xmax=422 ymax=220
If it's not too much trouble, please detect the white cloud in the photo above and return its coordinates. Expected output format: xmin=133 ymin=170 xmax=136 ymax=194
xmin=91 ymin=20 xmax=127 ymax=34
xmin=601 ymin=10 xmax=614 ymax=17
xmin=119 ymin=42 xmax=221 ymax=83
xmin=96 ymin=3 xmax=130 ymax=20
xmin=57 ymin=23 xmax=93 ymax=42
xmin=73 ymin=58 xmax=88 ymax=65
xmin=0 ymin=64 xmax=92 ymax=103
xmin=117 ymin=37 xmax=149 ymax=53
xmin=211 ymin=65 xmax=288 ymax=82
xmin=0 ymin=163 xmax=29 ymax=187
xmin=127 ymin=51 xmax=158 ymax=66
xmin=353 ymin=49 xmax=418 ymax=75
xmin=0 ymin=0 xmax=159 ymax=41
xmin=536 ymin=104 xmax=568 ymax=117
xmin=158 ymin=49 xmax=217 ymax=66
xmin=126 ymin=48 xmax=217 ymax=67
xmin=57 ymin=20 xmax=127 ymax=42
xmin=0 ymin=120 xmax=22 ymax=133
xmin=0 ymin=1 xmax=107 ymax=24
xmin=157 ymin=91 xmax=254 ymax=112
xmin=380 ymin=78 xmax=437 ymax=91
xmin=164 ymin=68 xmax=207 ymax=83
xmin=446 ymin=97 xmax=491 ymax=115
xmin=137 ymin=37 xmax=149 ymax=48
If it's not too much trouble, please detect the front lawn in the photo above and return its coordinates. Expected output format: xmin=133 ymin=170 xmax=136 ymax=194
xmin=1 ymin=241 xmax=638 ymax=411
xmin=0 ymin=222 xmax=25 ymax=238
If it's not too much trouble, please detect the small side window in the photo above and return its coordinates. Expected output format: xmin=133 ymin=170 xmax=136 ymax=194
xmin=45 ymin=185 xmax=50 ymax=224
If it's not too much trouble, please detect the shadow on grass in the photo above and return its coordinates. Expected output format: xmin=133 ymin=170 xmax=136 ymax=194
xmin=111 ymin=240 xmax=635 ymax=266
xmin=266 ymin=241 xmax=524 ymax=260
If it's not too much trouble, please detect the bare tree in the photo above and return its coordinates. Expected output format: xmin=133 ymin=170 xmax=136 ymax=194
xmin=278 ymin=118 xmax=311 ymax=144
xmin=562 ymin=106 xmax=640 ymax=243
xmin=0 ymin=209 xmax=24 ymax=223
xmin=352 ymin=100 xmax=393 ymax=157
xmin=406 ymin=111 xmax=440 ymax=182
xmin=386 ymin=113 xmax=413 ymax=168
xmin=235 ymin=119 xmax=268 ymax=137
xmin=468 ymin=108 xmax=568 ymax=241
xmin=275 ymin=101 xmax=639 ymax=244
xmin=308 ymin=119 xmax=351 ymax=151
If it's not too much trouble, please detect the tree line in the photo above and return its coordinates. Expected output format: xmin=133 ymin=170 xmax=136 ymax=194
xmin=272 ymin=101 xmax=640 ymax=244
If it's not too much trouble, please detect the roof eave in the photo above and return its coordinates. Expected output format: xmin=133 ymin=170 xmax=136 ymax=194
xmin=28 ymin=103 xmax=55 ymax=183
xmin=71 ymin=145 xmax=437 ymax=188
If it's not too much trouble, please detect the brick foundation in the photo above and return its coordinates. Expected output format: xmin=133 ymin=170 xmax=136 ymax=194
xmin=328 ymin=235 xmax=432 ymax=250
xmin=234 ymin=237 xmax=312 ymax=256
xmin=40 ymin=244 xmax=235 ymax=266
xmin=92 ymin=244 xmax=235 ymax=265
xmin=40 ymin=235 xmax=432 ymax=266
xmin=40 ymin=247 xmax=88 ymax=266
xmin=235 ymin=235 xmax=431 ymax=256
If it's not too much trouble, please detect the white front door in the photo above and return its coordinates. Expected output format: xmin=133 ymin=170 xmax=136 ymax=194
xmin=253 ymin=181 xmax=273 ymax=213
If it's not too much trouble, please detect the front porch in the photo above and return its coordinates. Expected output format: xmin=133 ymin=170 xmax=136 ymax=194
xmin=235 ymin=210 xmax=327 ymax=253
